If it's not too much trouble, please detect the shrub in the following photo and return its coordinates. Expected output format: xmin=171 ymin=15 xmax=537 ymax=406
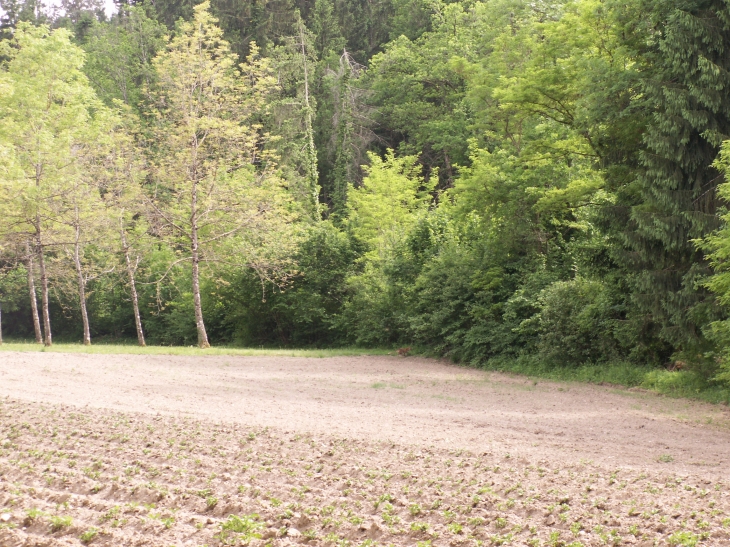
xmin=530 ymin=278 xmax=622 ymax=367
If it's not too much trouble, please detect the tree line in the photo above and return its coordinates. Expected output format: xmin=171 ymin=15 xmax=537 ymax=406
xmin=2 ymin=0 xmax=730 ymax=390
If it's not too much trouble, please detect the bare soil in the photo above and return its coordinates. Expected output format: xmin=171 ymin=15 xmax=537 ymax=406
xmin=0 ymin=352 xmax=729 ymax=546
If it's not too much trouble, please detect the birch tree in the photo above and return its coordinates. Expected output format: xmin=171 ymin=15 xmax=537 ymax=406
xmin=56 ymin=169 xmax=113 ymax=346
xmin=100 ymin=113 xmax=150 ymax=347
xmin=146 ymin=2 xmax=292 ymax=348
xmin=0 ymin=24 xmax=105 ymax=346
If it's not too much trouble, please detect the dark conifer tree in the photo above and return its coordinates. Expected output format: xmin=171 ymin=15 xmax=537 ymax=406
xmin=613 ymin=0 xmax=730 ymax=364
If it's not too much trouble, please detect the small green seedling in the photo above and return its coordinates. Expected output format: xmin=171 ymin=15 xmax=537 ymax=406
xmin=80 ymin=527 xmax=98 ymax=543
xmin=667 ymin=531 xmax=699 ymax=547
xmin=50 ymin=515 xmax=72 ymax=532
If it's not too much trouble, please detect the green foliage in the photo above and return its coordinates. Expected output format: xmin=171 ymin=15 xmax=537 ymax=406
xmin=145 ymin=1 xmax=297 ymax=347
xmin=216 ymin=221 xmax=359 ymax=347
xmin=701 ymin=141 xmax=730 ymax=386
xmin=79 ymin=527 xmax=98 ymax=543
xmin=365 ymin=28 xmax=468 ymax=186
xmin=529 ymin=278 xmax=623 ymax=367
xmin=216 ymin=514 xmax=264 ymax=545
xmin=667 ymin=530 xmax=699 ymax=547
xmin=5 ymin=0 xmax=730 ymax=392
xmin=348 ymin=149 xmax=434 ymax=253
xmin=82 ymin=5 xmax=165 ymax=109
xmin=49 ymin=515 xmax=72 ymax=531
xmin=339 ymin=261 xmax=410 ymax=346
xmin=0 ymin=21 xmax=115 ymax=346
xmin=0 ymin=265 xmax=29 ymax=319
xmin=613 ymin=0 xmax=730 ymax=362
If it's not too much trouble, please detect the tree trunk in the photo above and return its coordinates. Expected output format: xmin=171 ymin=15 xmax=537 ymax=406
xmin=190 ymin=181 xmax=210 ymax=348
xmin=73 ymin=222 xmax=91 ymax=345
xmin=36 ymin=232 xmax=52 ymax=347
xmin=121 ymin=224 xmax=145 ymax=347
xmin=444 ymin=152 xmax=454 ymax=187
xmin=26 ymin=241 xmax=43 ymax=344
xmin=34 ymin=166 xmax=51 ymax=345
xmin=299 ymin=17 xmax=319 ymax=215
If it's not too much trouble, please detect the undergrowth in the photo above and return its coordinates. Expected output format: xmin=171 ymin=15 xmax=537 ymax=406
xmin=478 ymin=355 xmax=730 ymax=405
xmin=408 ymin=346 xmax=730 ymax=405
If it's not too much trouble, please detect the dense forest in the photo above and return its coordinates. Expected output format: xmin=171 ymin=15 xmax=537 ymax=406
xmin=2 ymin=0 xmax=730 ymax=391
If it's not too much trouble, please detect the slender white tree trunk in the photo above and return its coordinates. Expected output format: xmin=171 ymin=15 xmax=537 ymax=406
xmin=190 ymin=179 xmax=209 ymax=349
xmin=34 ymin=165 xmax=51 ymax=346
xmin=25 ymin=241 xmax=43 ymax=344
xmin=73 ymin=221 xmax=91 ymax=345
xmin=191 ymin=243 xmax=208 ymax=348
xmin=121 ymin=223 xmax=145 ymax=347
xmin=35 ymin=225 xmax=52 ymax=347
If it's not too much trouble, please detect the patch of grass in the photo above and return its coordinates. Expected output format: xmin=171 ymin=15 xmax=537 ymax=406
xmin=482 ymin=356 xmax=730 ymax=405
xmin=642 ymin=370 xmax=730 ymax=404
xmin=370 ymin=382 xmax=405 ymax=389
xmin=0 ymin=340 xmax=391 ymax=358
xmin=484 ymin=357 xmax=650 ymax=387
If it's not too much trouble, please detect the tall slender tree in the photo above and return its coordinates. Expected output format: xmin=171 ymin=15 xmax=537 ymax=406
xmin=99 ymin=112 xmax=150 ymax=347
xmin=57 ymin=171 xmax=112 ymax=346
xmin=145 ymin=2 xmax=290 ymax=348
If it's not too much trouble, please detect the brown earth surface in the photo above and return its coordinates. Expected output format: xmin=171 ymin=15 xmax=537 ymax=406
xmin=0 ymin=352 xmax=729 ymax=546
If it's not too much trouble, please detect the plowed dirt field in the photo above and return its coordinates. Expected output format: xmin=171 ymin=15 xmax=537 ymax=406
xmin=0 ymin=352 xmax=729 ymax=546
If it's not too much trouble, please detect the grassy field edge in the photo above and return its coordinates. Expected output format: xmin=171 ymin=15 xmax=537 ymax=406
xmin=478 ymin=356 xmax=730 ymax=405
xmin=0 ymin=340 xmax=392 ymax=358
